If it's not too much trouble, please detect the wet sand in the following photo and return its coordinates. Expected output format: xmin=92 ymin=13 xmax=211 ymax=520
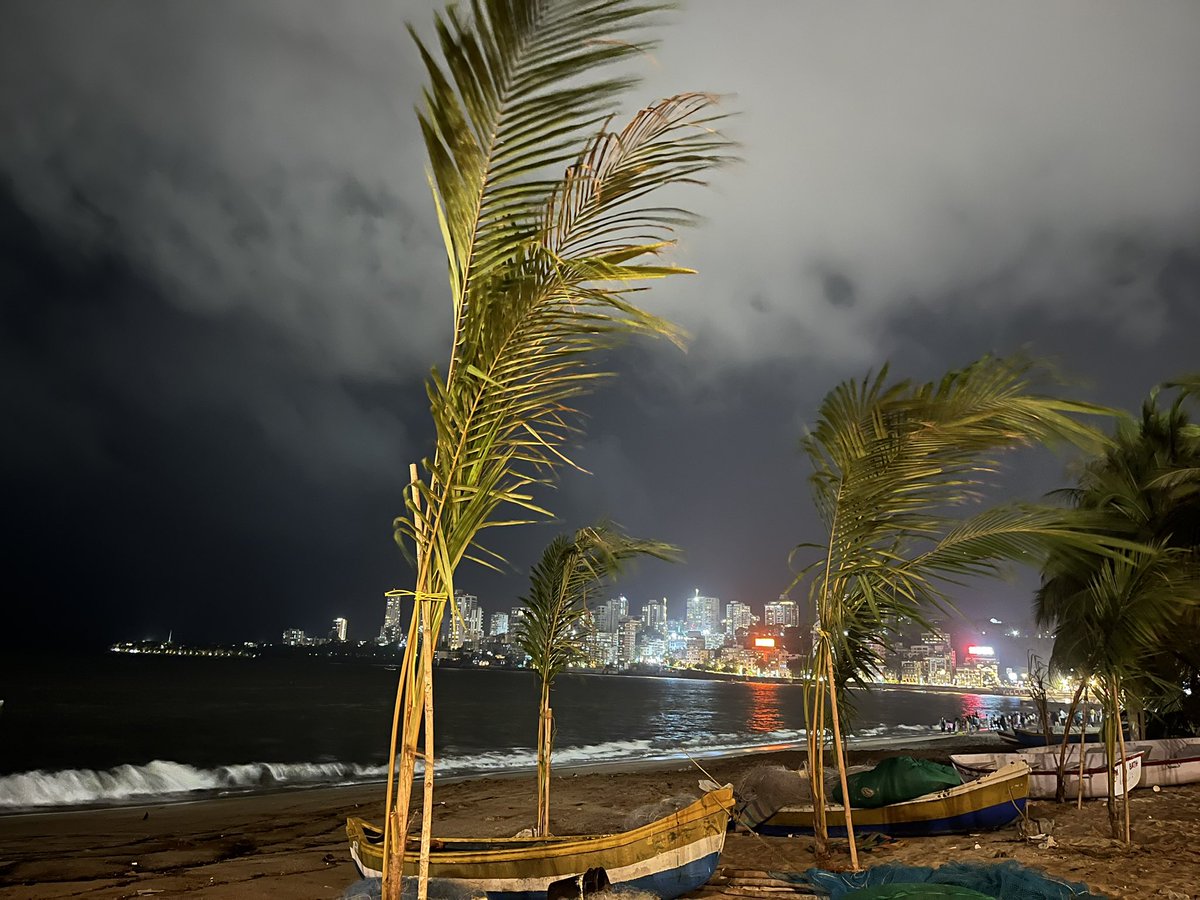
xmin=2 ymin=734 xmax=1197 ymax=899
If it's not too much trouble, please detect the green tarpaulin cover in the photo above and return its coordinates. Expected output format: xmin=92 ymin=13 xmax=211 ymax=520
xmin=832 ymin=757 xmax=962 ymax=808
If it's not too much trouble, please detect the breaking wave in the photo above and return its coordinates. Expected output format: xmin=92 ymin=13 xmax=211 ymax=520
xmin=0 ymin=724 xmax=930 ymax=811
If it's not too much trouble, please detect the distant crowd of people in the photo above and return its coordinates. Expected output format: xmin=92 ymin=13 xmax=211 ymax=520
xmin=938 ymin=708 xmax=1102 ymax=733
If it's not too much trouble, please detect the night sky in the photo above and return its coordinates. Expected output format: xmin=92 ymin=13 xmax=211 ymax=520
xmin=3 ymin=2 xmax=1198 ymax=648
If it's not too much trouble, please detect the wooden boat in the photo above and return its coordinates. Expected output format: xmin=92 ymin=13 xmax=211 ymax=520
xmin=951 ymin=749 xmax=1142 ymax=799
xmin=751 ymin=762 xmax=1029 ymax=838
xmin=346 ymin=785 xmax=733 ymax=900
xmin=1050 ymin=739 xmax=1200 ymax=790
xmin=1005 ymin=725 xmax=1106 ymax=747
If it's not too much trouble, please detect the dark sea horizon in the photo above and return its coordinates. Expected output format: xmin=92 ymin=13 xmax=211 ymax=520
xmin=0 ymin=652 xmax=1040 ymax=814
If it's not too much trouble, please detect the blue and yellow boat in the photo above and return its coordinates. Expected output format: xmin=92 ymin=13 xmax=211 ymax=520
xmin=346 ymin=785 xmax=734 ymax=900
xmin=752 ymin=762 xmax=1029 ymax=838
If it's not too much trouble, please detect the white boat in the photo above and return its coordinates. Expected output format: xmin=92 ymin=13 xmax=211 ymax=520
xmin=1103 ymin=739 xmax=1200 ymax=789
xmin=951 ymin=748 xmax=1142 ymax=799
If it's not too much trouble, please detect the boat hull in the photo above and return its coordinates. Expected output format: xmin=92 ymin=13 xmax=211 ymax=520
xmin=951 ymin=750 xmax=1142 ymax=799
xmin=753 ymin=762 xmax=1029 ymax=838
xmin=1007 ymin=726 xmax=1106 ymax=747
xmin=346 ymin=786 xmax=733 ymax=900
xmin=1122 ymin=739 xmax=1200 ymax=788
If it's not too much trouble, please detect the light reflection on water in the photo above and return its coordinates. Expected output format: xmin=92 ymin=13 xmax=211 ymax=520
xmin=743 ymin=681 xmax=785 ymax=733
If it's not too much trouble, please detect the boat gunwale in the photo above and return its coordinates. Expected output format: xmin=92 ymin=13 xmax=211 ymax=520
xmin=347 ymin=786 xmax=734 ymax=866
xmin=771 ymin=761 xmax=1030 ymax=817
xmin=952 ymin=750 xmax=1144 ymax=780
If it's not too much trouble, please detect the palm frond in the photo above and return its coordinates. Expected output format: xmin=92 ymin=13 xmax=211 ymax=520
xmin=796 ymin=355 xmax=1120 ymax=691
xmin=517 ymin=524 xmax=678 ymax=683
xmin=393 ymin=0 xmax=734 ymax=601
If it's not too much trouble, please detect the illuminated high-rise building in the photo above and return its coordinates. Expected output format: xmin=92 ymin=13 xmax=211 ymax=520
xmin=331 ymin=617 xmax=348 ymax=642
xmin=764 ymin=596 xmax=799 ymax=628
xmin=596 ymin=596 xmax=629 ymax=634
xmin=508 ymin=606 xmax=527 ymax=644
xmin=449 ymin=590 xmax=481 ymax=649
xmin=282 ymin=628 xmax=307 ymax=646
xmin=490 ymin=612 xmax=509 ymax=637
xmin=685 ymin=590 xmax=721 ymax=635
xmin=725 ymin=600 xmax=754 ymax=636
xmin=618 ymin=617 xmax=642 ymax=667
xmin=379 ymin=592 xmax=403 ymax=644
xmin=641 ymin=598 xmax=668 ymax=633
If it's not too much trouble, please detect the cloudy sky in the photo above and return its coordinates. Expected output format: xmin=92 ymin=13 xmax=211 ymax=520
xmin=3 ymin=1 xmax=1198 ymax=647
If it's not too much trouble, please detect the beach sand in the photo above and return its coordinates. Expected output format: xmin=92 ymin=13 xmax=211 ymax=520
xmin=2 ymin=735 xmax=1198 ymax=899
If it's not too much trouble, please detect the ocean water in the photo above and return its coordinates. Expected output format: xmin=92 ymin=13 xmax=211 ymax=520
xmin=0 ymin=653 xmax=1031 ymax=812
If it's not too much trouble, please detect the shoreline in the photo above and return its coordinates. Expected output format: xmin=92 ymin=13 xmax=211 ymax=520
xmin=0 ymin=728 xmax=972 ymax=820
xmin=4 ymin=733 xmax=1198 ymax=899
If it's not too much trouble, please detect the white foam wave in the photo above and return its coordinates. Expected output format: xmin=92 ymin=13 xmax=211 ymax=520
xmin=0 ymin=727 xmax=924 ymax=811
xmin=0 ymin=759 xmax=387 ymax=809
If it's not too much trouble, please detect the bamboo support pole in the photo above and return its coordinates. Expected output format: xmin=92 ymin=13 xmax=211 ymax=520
xmin=804 ymin=654 xmax=827 ymax=853
xmin=538 ymin=701 xmax=553 ymax=836
xmin=419 ymin=599 xmax=437 ymax=896
xmin=383 ymin=462 xmax=437 ymax=900
xmin=382 ymin=597 xmax=422 ymax=883
xmin=824 ymin=645 xmax=859 ymax=871
xmin=813 ymin=658 xmax=828 ymax=847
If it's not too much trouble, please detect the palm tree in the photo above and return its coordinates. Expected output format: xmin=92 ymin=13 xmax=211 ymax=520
xmin=380 ymin=3 xmax=733 ymax=896
xmin=1036 ymin=376 xmax=1200 ymax=838
xmin=794 ymin=355 xmax=1122 ymax=865
xmin=516 ymin=525 xmax=677 ymax=836
xmin=1038 ymin=378 xmax=1200 ymax=723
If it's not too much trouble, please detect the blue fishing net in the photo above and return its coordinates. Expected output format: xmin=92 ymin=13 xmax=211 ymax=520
xmin=771 ymin=860 xmax=1106 ymax=899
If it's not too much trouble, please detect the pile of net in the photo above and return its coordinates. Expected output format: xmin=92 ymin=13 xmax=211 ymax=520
xmin=775 ymin=860 xmax=1104 ymax=899
xmin=622 ymin=792 xmax=701 ymax=830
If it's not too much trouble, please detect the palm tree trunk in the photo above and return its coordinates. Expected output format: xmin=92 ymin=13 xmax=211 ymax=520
xmin=1104 ymin=695 xmax=1118 ymax=839
xmin=806 ymin=650 xmax=828 ymax=855
xmin=824 ymin=646 xmax=860 ymax=871
xmin=1076 ymin=725 xmax=1087 ymax=809
xmin=1076 ymin=687 xmax=1088 ymax=809
xmin=1054 ymin=680 xmax=1086 ymax=802
xmin=537 ymin=677 xmax=553 ymax=837
xmin=1112 ymin=681 xmax=1132 ymax=844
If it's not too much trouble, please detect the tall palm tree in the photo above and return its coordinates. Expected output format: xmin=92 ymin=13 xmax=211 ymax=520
xmin=1049 ymin=548 xmax=1189 ymax=840
xmin=1036 ymin=376 xmax=1200 ymax=838
xmin=517 ymin=524 xmax=677 ymax=836
xmin=380 ymin=2 xmax=733 ymax=896
xmin=795 ymin=355 xmax=1121 ymax=865
xmin=1038 ymin=377 xmax=1200 ymax=737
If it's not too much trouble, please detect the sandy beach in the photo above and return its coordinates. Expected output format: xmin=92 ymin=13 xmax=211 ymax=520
xmin=3 ymin=735 xmax=1198 ymax=900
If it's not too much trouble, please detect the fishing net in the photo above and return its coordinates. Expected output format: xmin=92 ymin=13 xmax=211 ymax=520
xmin=621 ymin=792 xmax=700 ymax=830
xmin=737 ymin=765 xmax=814 ymax=806
xmin=778 ymin=860 xmax=1104 ymax=899
xmin=733 ymin=764 xmax=871 ymax=827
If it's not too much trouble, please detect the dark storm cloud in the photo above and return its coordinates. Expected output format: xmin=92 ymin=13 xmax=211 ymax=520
xmin=2 ymin=0 xmax=1199 ymax=643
